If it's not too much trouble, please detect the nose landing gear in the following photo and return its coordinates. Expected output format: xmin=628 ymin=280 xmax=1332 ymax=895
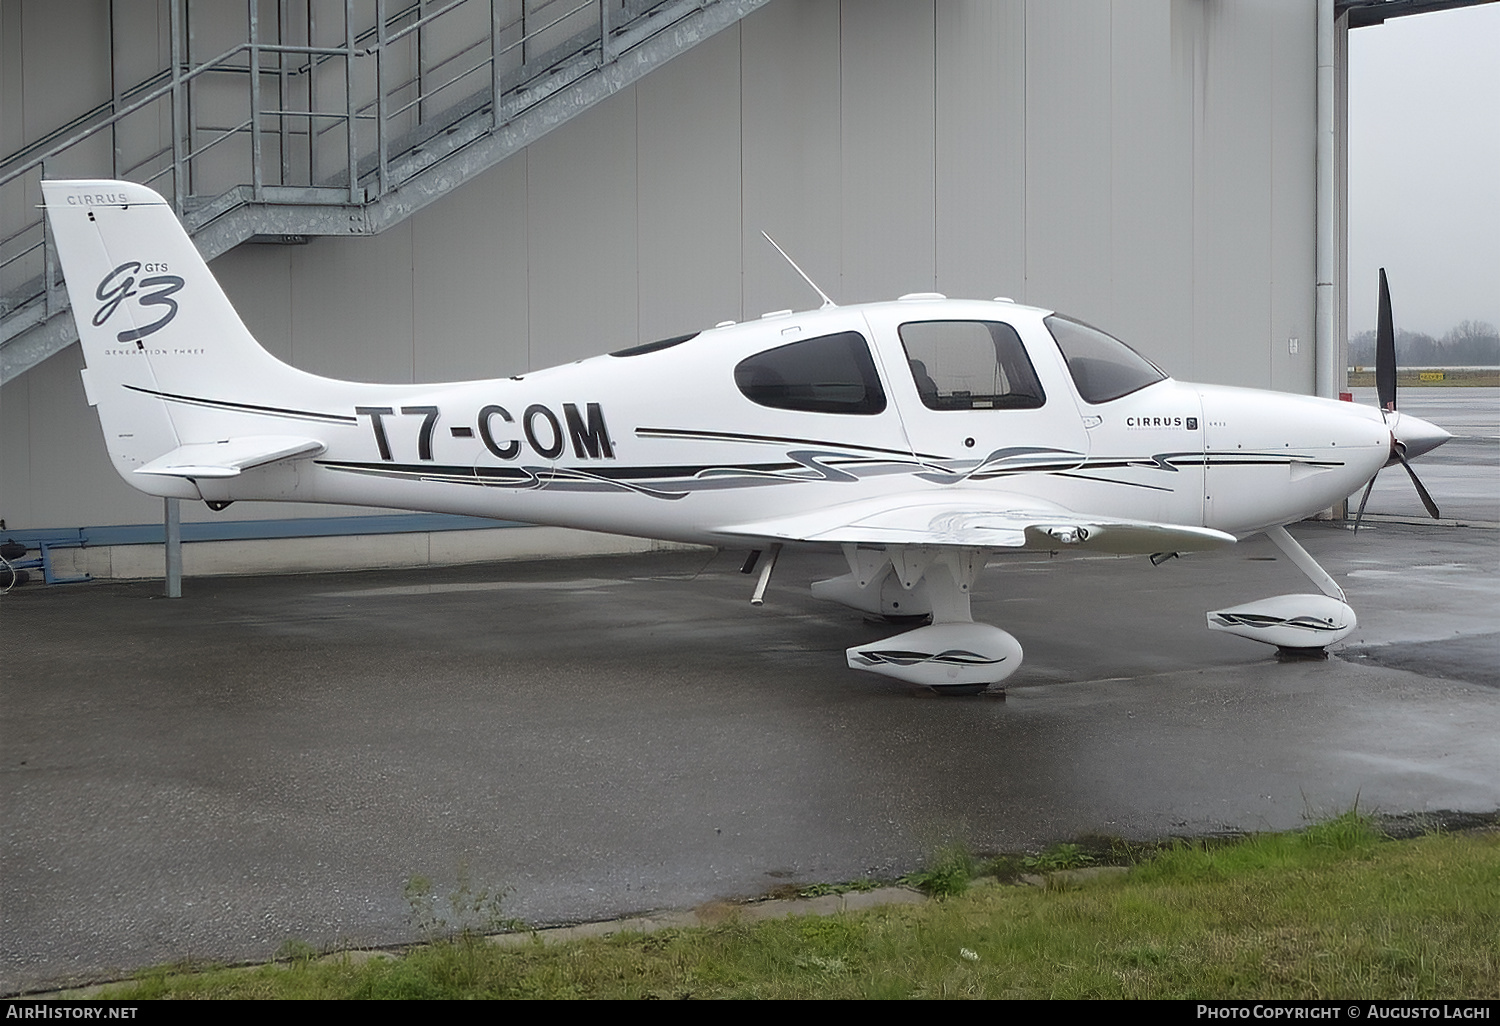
xmin=1206 ymin=526 xmax=1356 ymax=654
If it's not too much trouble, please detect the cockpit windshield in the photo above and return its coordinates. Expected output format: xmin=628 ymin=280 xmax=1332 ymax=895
xmin=1045 ymin=315 xmax=1167 ymax=404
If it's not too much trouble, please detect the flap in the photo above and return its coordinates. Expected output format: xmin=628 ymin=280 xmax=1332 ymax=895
xmin=717 ymin=492 xmax=1236 ymax=554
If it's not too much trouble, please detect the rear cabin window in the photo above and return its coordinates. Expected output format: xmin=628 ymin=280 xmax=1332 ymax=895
xmin=898 ymin=320 xmax=1045 ymax=410
xmin=1045 ymin=315 xmax=1166 ymax=404
xmin=734 ymin=331 xmax=887 ymax=415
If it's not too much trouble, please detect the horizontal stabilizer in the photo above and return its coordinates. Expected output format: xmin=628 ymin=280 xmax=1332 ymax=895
xmin=134 ymin=436 xmax=326 ymax=479
xmin=719 ymin=492 xmax=1236 ymax=554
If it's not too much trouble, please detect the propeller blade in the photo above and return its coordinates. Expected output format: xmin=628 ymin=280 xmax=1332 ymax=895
xmin=1352 ymin=473 xmax=1378 ymax=535
xmin=1395 ymin=449 xmax=1441 ymax=520
xmin=1376 ymin=268 xmax=1397 ymax=413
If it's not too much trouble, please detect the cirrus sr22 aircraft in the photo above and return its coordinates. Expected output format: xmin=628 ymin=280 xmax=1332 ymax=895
xmin=43 ymin=180 xmax=1450 ymax=692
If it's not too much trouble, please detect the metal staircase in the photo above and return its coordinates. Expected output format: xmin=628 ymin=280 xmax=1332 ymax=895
xmin=1 ymin=0 xmax=768 ymax=384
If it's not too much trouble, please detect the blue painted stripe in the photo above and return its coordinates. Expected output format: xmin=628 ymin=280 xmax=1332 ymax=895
xmin=2 ymin=513 xmax=524 ymax=548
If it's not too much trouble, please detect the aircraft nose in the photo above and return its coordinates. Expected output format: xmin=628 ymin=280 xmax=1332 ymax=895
xmin=1391 ymin=412 xmax=1452 ymax=461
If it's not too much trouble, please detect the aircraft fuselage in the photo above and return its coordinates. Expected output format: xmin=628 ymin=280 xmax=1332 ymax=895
xmin=139 ymin=298 xmax=1392 ymax=548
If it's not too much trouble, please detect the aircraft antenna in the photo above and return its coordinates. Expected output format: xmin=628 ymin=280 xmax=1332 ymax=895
xmin=762 ymin=232 xmax=836 ymax=309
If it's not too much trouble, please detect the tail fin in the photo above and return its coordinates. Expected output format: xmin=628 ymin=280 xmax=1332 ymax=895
xmin=42 ymin=180 xmax=315 ymax=494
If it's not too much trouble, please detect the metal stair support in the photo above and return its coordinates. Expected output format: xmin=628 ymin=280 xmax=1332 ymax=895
xmin=1 ymin=0 xmax=769 ymax=385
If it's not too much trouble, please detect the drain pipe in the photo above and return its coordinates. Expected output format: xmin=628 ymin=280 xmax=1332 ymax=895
xmin=1315 ymin=0 xmax=1339 ymax=402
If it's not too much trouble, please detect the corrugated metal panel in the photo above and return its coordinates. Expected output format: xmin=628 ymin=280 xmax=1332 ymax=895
xmin=411 ymin=157 xmax=531 ymax=382
xmin=526 ymin=89 xmax=639 ymax=365
xmin=840 ymin=0 xmax=937 ymax=303
xmin=739 ymin=0 xmax=842 ymax=317
xmin=1024 ymin=0 xmax=1113 ymax=320
xmin=213 ymin=244 xmax=296 ymax=366
xmin=0 ymin=0 xmax=1322 ymax=543
xmin=289 ymin=221 xmax=417 ymax=382
xmin=1269 ymin=0 xmax=1318 ymax=394
xmin=935 ymin=0 xmax=1027 ymax=303
xmin=1192 ymin=0 xmax=1276 ymax=387
xmin=1107 ymin=0 xmax=1195 ymax=373
xmin=8 ymin=346 xmax=160 ymax=528
xmin=635 ymin=28 xmax=743 ymax=340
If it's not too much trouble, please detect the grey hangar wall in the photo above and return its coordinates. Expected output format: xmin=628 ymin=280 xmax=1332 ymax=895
xmin=1 ymin=0 xmax=1323 ymax=575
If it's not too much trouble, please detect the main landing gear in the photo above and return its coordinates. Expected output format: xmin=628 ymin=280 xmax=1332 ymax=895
xmin=810 ymin=544 xmax=1021 ymax=694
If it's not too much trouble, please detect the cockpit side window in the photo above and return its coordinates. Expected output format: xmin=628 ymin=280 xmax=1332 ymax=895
xmin=898 ymin=320 xmax=1045 ymax=410
xmin=1045 ymin=315 xmax=1167 ymax=404
xmin=734 ymin=331 xmax=887 ymax=415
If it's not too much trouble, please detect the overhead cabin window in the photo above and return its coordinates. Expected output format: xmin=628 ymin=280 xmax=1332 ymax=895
xmin=610 ymin=332 xmax=699 ymax=357
xmin=898 ymin=320 xmax=1045 ymax=410
xmin=1046 ymin=315 xmax=1167 ymax=404
xmin=734 ymin=331 xmax=886 ymax=415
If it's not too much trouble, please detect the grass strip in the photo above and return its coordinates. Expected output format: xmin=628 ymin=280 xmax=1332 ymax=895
xmin=94 ymin=815 xmax=1499 ymax=999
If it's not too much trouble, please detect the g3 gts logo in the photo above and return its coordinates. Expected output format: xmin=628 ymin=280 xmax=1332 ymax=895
xmin=93 ymin=262 xmax=185 ymax=343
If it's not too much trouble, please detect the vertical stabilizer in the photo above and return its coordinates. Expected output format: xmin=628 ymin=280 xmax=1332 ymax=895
xmin=42 ymin=180 xmax=303 ymax=494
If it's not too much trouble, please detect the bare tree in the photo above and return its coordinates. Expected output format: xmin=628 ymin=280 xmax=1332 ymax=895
xmin=1349 ymin=320 xmax=1499 ymax=367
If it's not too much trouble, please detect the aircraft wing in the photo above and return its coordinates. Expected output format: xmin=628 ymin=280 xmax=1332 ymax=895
xmin=134 ymin=436 xmax=326 ymax=479
xmin=717 ymin=492 xmax=1236 ymax=554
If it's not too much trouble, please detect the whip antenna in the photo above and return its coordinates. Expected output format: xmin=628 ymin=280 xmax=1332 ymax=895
xmin=762 ymin=232 xmax=836 ymax=309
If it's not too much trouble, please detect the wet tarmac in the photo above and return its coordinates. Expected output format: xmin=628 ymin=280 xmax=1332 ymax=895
xmin=2 ymin=389 xmax=1496 ymax=994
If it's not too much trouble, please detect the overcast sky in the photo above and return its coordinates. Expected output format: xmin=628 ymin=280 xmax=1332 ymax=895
xmin=1347 ymin=2 xmax=1500 ymax=338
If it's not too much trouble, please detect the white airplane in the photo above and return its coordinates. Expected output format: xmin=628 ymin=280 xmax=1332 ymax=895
xmin=42 ymin=179 xmax=1451 ymax=692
